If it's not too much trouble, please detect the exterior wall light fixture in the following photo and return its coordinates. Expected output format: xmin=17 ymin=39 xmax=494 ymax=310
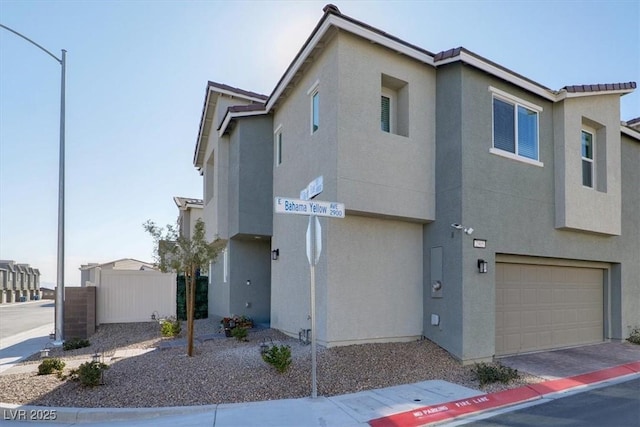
xmin=271 ymin=249 xmax=279 ymax=260
xmin=451 ymin=223 xmax=474 ymax=235
xmin=477 ymin=259 xmax=488 ymax=273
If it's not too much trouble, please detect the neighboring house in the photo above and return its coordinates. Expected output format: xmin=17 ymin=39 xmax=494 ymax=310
xmin=173 ymin=196 xmax=204 ymax=240
xmin=79 ymin=258 xmax=156 ymax=287
xmin=0 ymin=268 xmax=6 ymax=303
xmin=193 ymin=5 xmax=639 ymax=363
xmin=0 ymin=260 xmax=40 ymax=302
xmin=40 ymin=287 xmax=55 ymax=300
xmin=194 ymin=82 xmax=273 ymax=325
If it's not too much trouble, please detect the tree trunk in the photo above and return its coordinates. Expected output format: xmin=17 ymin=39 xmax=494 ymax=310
xmin=187 ymin=265 xmax=196 ymax=356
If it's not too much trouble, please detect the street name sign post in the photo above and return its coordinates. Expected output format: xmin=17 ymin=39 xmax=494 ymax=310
xmin=273 ymin=176 xmax=344 ymax=398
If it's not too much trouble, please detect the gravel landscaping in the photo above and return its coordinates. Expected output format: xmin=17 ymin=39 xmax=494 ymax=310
xmin=0 ymin=320 xmax=543 ymax=408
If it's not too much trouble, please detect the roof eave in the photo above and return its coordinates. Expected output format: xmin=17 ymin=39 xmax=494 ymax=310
xmin=621 ymin=125 xmax=640 ymax=141
xmin=193 ymin=87 xmax=215 ymax=170
xmin=218 ymin=109 xmax=268 ymax=137
xmin=195 ymin=83 xmax=269 ymax=170
xmin=557 ymin=87 xmax=636 ymax=100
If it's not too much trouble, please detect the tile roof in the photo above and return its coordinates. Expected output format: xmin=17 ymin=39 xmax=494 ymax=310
xmin=433 ymin=47 xmax=462 ymax=62
xmin=208 ymin=81 xmax=267 ymax=101
xmin=627 ymin=117 xmax=640 ymax=126
xmin=227 ymin=103 xmax=266 ymax=113
xmin=174 ymin=196 xmax=204 ymax=208
xmin=562 ymin=82 xmax=636 ymax=93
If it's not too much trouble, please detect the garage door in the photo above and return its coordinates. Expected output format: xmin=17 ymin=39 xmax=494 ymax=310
xmin=495 ymin=263 xmax=603 ymax=356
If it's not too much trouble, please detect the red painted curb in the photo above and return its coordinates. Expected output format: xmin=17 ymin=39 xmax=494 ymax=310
xmin=623 ymin=361 xmax=640 ymax=373
xmin=368 ymin=361 xmax=640 ymax=427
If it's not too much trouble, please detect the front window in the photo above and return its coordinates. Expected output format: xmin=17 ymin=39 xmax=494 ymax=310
xmin=311 ymin=91 xmax=319 ymax=133
xmin=381 ymin=94 xmax=391 ymax=132
xmin=493 ymin=97 xmax=539 ymax=161
xmin=275 ymin=129 xmax=283 ymax=166
xmin=581 ymin=130 xmax=594 ymax=188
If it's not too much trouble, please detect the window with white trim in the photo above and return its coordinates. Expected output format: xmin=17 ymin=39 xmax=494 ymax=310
xmin=381 ymin=74 xmax=409 ymax=137
xmin=223 ymin=247 xmax=229 ymax=283
xmin=490 ymin=87 xmax=542 ymax=164
xmin=205 ymin=153 xmax=214 ymax=203
xmin=581 ymin=128 xmax=594 ymax=188
xmin=308 ymin=80 xmax=320 ymax=134
xmin=381 ymin=88 xmax=395 ymax=133
xmin=274 ymin=126 xmax=283 ymax=166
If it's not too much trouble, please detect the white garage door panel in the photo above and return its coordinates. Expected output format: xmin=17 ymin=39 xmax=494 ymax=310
xmin=496 ymin=263 xmax=603 ymax=356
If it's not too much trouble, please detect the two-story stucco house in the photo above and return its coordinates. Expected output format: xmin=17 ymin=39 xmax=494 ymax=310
xmin=173 ymin=196 xmax=204 ymax=241
xmin=194 ymin=5 xmax=639 ymax=363
xmin=194 ymin=82 xmax=274 ymax=325
xmin=0 ymin=260 xmax=40 ymax=303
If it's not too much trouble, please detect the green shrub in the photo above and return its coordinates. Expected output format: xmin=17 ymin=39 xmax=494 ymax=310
xmin=628 ymin=327 xmax=640 ymax=345
xmin=261 ymin=344 xmax=292 ymax=373
xmin=69 ymin=361 xmax=109 ymax=387
xmin=231 ymin=327 xmax=248 ymax=341
xmin=472 ymin=362 xmax=519 ymax=386
xmin=38 ymin=358 xmax=65 ymax=375
xmin=160 ymin=316 xmax=181 ymax=337
xmin=63 ymin=337 xmax=91 ymax=351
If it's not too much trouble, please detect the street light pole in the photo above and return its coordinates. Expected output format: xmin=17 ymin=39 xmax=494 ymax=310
xmin=0 ymin=24 xmax=66 ymax=344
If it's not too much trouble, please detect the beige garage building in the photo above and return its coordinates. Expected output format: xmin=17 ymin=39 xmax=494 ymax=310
xmin=495 ymin=262 xmax=604 ymax=356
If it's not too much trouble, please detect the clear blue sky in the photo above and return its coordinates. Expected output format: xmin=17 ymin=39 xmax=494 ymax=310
xmin=1 ymin=0 xmax=638 ymax=285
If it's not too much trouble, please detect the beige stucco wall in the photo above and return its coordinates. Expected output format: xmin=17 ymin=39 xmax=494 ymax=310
xmin=271 ymin=31 xmax=430 ymax=346
xmin=336 ymin=32 xmax=436 ymax=222
xmin=554 ymin=94 xmax=622 ymax=235
xmin=325 ymin=216 xmax=423 ymax=346
xmin=271 ymin=32 xmax=340 ymax=340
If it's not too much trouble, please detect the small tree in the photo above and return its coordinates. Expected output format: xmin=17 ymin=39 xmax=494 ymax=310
xmin=144 ymin=218 xmax=225 ymax=356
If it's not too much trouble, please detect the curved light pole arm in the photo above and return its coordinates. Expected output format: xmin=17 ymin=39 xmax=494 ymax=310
xmin=0 ymin=23 xmax=62 ymax=63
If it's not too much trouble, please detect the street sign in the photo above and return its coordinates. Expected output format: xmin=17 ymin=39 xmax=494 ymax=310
xmin=300 ymin=176 xmax=323 ymax=200
xmin=306 ymin=216 xmax=322 ymax=266
xmin=274 ymin=197 xmax=345 ymax=218
xmin=273 ymin=184 xmax=344 ymax=400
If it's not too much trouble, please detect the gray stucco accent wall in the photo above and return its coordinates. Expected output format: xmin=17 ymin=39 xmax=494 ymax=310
xmin=423 ymin=63 xmax=464 ymax=358
xmin=424 ymin=63 xmax=640 ymax=362
xmin=228 ymin=116 xmax=274 ymax=238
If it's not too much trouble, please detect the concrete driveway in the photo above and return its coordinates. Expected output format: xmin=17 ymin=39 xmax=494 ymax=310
xmin=498 ymin=341 xmax=640 ymax=379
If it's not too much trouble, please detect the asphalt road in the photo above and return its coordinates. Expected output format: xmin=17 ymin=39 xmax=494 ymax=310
xmin=0 ymin=300 xmax=54 ymax=341
xmin=459 ymin=377 xmax=640 ymax=427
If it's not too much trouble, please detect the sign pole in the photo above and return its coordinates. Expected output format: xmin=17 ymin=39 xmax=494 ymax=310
xmin=275 ymin=175 xmax=342 ymax=400
xmin=309 ymin=214 xmax=318 ymax=399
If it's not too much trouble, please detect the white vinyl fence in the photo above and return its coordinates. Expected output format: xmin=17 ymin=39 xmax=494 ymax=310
xmin=96 ymin=269 xmax=176 ymax=324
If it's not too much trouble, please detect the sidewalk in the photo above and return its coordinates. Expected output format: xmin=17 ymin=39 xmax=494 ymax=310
xmin=1 ymin=335 xmax=639 ymax=426
xmin=0 ymin=323 xmax=54 ymax=374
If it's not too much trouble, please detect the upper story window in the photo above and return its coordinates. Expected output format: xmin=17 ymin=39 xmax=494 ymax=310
xmin=205 ymin=153 xmax=214 ymax=204
xmin=581 ymin=128 xmax=594 ymax=188
xmin=381 ymin=89 xmax=394 ymax=133
xmin=381 ymin=74 xmax=409 ymax=137
xmin=489 ymin=86 xmax=543 ymax=166
xmin=308 ymin=80 xmax=320 ymax=134
xmin=274 ymin=125 xmax=283 ymax=166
